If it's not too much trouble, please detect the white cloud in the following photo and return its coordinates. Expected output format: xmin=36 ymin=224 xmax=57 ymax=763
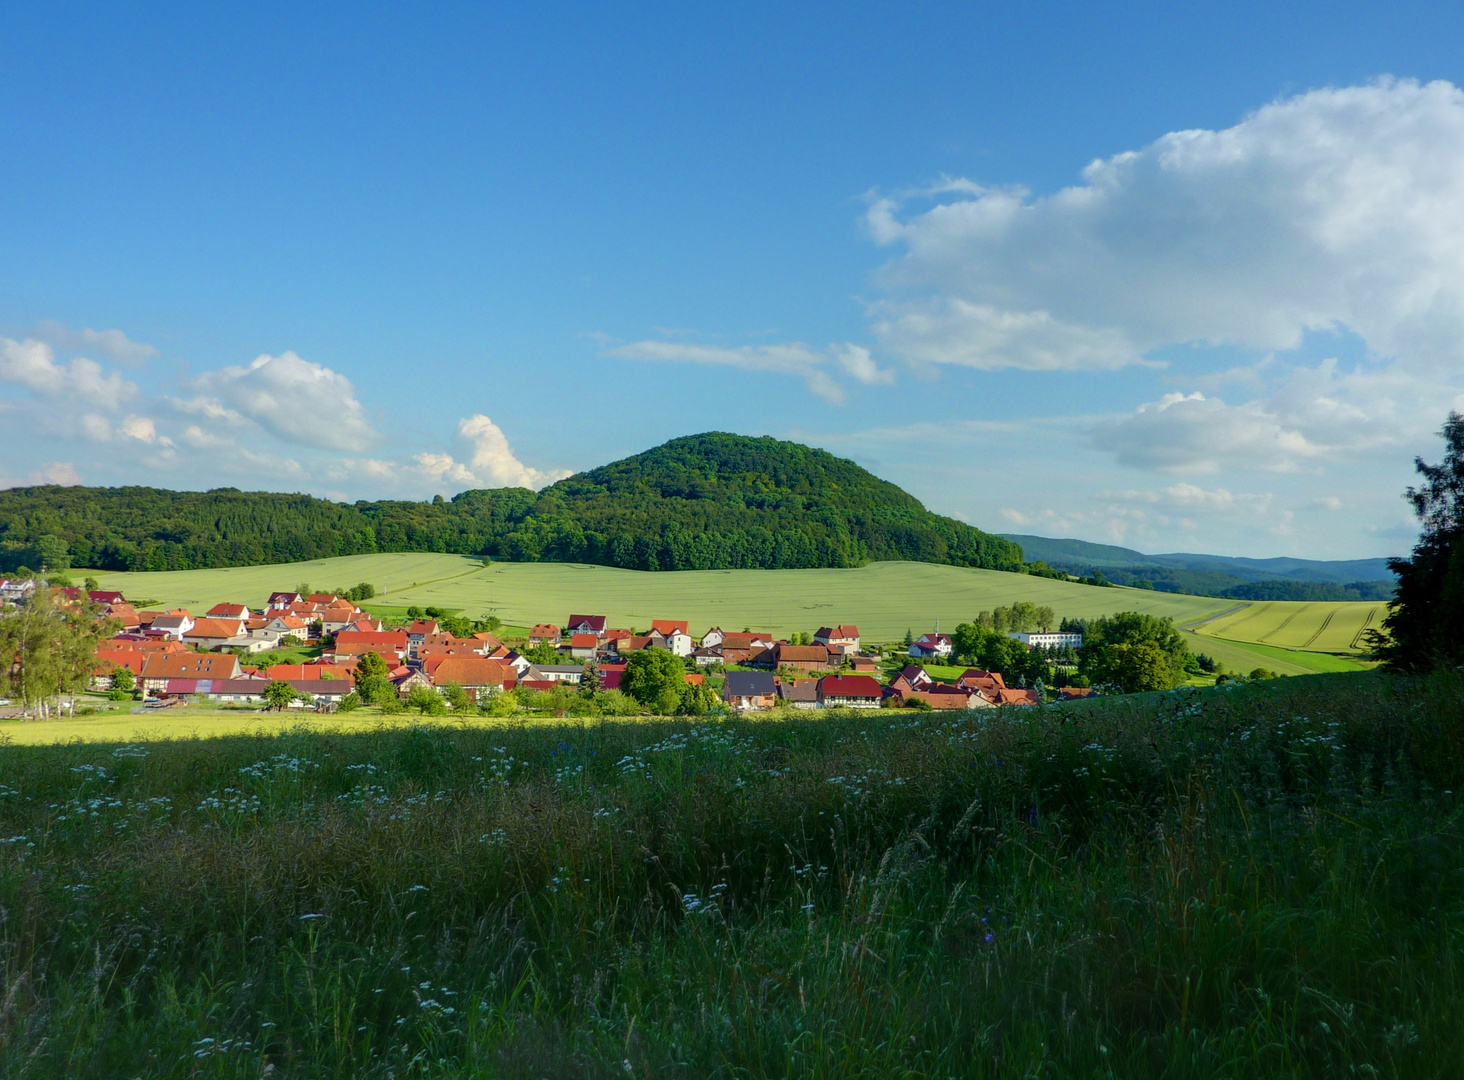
xmin=867 ymin=79 xmax=1464 ymax=378
xmin=608 ymin=339 xmax=893 ymax=404
xmin=1091 ymin=392 xmax=1320 ymax=473
xmin=1093 ymin=361 xmax=1464 ymax=473
xmin=31 ymin=321 xmax=158 ymax=366
xmin=193 ymin=351 xmax=376 ymax=451
xmin=0 ymin=336 xmax=133 ymax=408
xmin=870 ymin=298 xmax=1141 ymax=372
xmin=458 ymin=415 xmax=571 ymax=489
xmin=413 ymin=451 xmax=476 ymax=484
xmin=0 ymin=462 xmax=82 ymax=490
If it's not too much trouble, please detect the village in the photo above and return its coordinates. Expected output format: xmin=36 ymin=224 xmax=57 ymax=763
xmin=15 ymin=580 xmax=1095 ymax=713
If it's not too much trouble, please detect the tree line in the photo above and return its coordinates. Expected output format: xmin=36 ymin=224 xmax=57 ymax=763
xmin=0 ymin=434 xmax=1026 ymax=575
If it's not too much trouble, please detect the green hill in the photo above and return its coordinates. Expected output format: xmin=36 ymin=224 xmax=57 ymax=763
xmin=0 ymin=433 xmax=1023 ymax=575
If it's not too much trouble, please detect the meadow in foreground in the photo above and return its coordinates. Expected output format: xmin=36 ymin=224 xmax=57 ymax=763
xmin=1 ymin=671 xmax=1461 ymax=1077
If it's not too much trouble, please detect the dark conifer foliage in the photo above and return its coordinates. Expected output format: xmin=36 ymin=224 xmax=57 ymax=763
xmin=0 ymin=433 xmax=1025 ymax=574
xmin=1371 ymin=411 xmax=1464 ymax=671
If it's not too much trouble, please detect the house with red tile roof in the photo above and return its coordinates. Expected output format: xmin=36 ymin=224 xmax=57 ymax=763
xmin=817 ymin=674 xmax=883 ymax=709
xmin=140 ymin=652 xmax=242 ymax=696
xmin=529 ymin=624 xmax=561 ymax=646
xmin=88 ymin=590 xmax=126 ymax=605
xmin=814 ymin=625 xmax=860 ymax=652
xmin=184 ymin=618 xmax=248 ymax=650
xmin=206 ymin=603 xmax=250 ymax=620
xmin=772 ymin=643 xmax=834 ymax=671
xmin=427 ymin=657 xmax=514 ymax=700
xmin=564 ymin=633 xmax=599 ymax=660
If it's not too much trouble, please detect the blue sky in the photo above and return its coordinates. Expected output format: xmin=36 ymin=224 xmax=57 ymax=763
xmin=4 ymin=2 xmax=1464 ymax=559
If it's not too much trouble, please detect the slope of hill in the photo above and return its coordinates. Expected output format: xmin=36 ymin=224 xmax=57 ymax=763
xmin=1001 ymin=533 xmax=1397 ymax=600
xmin=0 ymin=433 xmax=1023 ymax=575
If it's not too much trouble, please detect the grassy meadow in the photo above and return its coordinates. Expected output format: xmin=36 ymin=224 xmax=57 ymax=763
xmin=90 ymin=552 xmax=1249 ymax=641
xmin=1 ymin=671 xmax=1461 ymax=1077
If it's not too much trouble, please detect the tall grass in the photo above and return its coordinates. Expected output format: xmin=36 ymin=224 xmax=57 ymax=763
xmin=1 ymin=671 xmax=1461 ymax=1077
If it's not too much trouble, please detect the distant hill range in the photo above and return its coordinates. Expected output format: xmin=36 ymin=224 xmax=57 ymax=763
xmin=1001 ymin=534 xmax=1398 ymax=602
xmin=0 ymin=433 xmax=1024 ymax=576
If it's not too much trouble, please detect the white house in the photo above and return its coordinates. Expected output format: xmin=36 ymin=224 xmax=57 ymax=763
xmin=1009 ymin=631 xmax=1084 ymax=649
xmin=908 ymin=633 xmax=953 ymax=660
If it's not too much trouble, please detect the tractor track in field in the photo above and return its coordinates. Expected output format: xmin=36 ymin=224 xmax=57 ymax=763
xmin=1258 ymin=607 xmax=1303 ymax=645
xmin=1302 ymin=609 xmax=1336 ymax=650
xmin=1350 ymin=606 xmax=1380 ymax=650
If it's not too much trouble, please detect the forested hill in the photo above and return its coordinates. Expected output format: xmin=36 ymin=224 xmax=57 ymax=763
xmin=0 ymin=433 xmax=1025 ymax=575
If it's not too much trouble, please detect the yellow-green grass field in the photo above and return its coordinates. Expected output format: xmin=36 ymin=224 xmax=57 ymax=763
xmin=87 ymin=553 xmax=1233 ymax=643
xmin=1191 ymin=599 xmax=1382 ymax=653
xmin=83 ymin=554 xmax=1376 ymax=674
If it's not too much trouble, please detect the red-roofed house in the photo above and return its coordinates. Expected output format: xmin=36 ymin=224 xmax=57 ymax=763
xmin=650 ymin=620 xmax=693 ymax=655
xmin=957 ymin=670 xmax=1007 ymax=695
xmin=89 ymin=590 xmax=126 ymax=605
xmin=267 ymin=591 xmax=303 ymax=610
xmin=817 ymin=674 xmax=883 ymax=709
xmin=902 ymin=684 xmax=981 ymax=710
xmin=565 ymin=614 xmax=607 ymax=636
xmin=91 ymin=650 xmax=146 ymax=689
xmin=140 ymin=652 xmax=242 ymax=696
xmin=814 ymin=625 xmax=860 ymax=653
xmin=184 ymin=618 xmax=248 ymax=650
xmin=206 ymin=603 xmax=250 ymax=620
xmin=427 ymin=657 xmax=513 ymax=700
xmin=772 ymin=643 xmax=834 ymax=671
xmin=529 ymin=624 xmax=561 ymax=646
xmin=565 ymin=633 xmax=598 ymax=660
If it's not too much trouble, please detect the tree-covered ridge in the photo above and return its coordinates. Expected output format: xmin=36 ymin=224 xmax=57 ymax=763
xmin=0 ymin=433 xmax=1025 ymax=575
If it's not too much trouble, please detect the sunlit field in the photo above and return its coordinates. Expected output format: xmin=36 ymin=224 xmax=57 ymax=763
xmin=91 ymin=553 xmax=1230 ymax=641
xmin=1192 ymin=599 xmax=1381 ymax=653
xmin=1 ymin=671 xmax=1460 ymax=1077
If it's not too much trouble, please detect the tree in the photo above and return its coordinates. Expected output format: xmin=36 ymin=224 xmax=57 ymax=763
xmin=406 ymin=606 xmax=424 ymax=620
xmin=83 ymin=576 xmax=99 ymax=593
xmin=407 ymin=684 xmax=446 ymax=715
xmin=482 ymin=615 xmax=503 ymax=633
xmin=903 ymin=628 xmax=914 ymax=646
xmin=353 ymin=651 xmax=396 ymax=705
xmin=337 ymin=691 xmax=362 ymax=712
xmin=1087 ymin=643 xmax=1173 ymax=694
xmin=262 ymin=680 xmax=299 ymax=711
xmin=1077 ymin=612 xmax=1194 ymax=690
xmin=295 ymin=583 xmax=312 ymax=599
xmin=523 ymin=642 xmax=564 ymax=666
xmin=440 ymin=681 xmax=473 ymax=711
xmin=109 ymin=661 xmax=136 ymax=693
xmin=356 ymin=651 xmax=390 ymax=679
xmin=622 ymin=648 xmax=686 ymax=714
xmin=0 ymin=584 xmax=112 ymax=716
xmin=1370 ymin=411 xmax=1464 ymax=672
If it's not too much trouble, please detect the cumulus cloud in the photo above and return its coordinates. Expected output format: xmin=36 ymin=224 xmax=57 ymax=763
xmin=1093 ymin=360 xmax=1464 ymax=473
xmin=31 ymin=321 xmax=158 ymax=366
xmin=193 ymin=351 xmax=376 ymax=451
xmin=457 ymin=415 xmax=572 ymax=489
xmin=0 ymin=336 xmax=134 ymax=408
xmin=868 ymin=78 xmax=1464 ymax=373
xmin=609 ymin=339 xmax=893 ymax=404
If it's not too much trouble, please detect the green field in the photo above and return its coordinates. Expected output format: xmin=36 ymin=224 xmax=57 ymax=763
xmin=1192 ymin=599 xmax=1381 ymax=653
xmin=89 ymin=554 xmax=1233 ymax=643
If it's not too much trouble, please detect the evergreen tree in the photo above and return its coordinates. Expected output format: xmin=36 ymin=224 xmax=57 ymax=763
xmin=1370 ymin=412 xmax=1464 ymax=671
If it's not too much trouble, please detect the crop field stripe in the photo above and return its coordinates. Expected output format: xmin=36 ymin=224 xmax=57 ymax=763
xmin=1256 ymin=606 xmax=1302 ymax=644
xmin=1302 ymin=609 xmax=1336 ymax=650
xmin=1198 ymin=603 xmax=1274 ymax=638
xmin=1350 ymin=606 xmax=1380 ymax=650
xmin=1177 ymin=603 xmax=1250 ymax=630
